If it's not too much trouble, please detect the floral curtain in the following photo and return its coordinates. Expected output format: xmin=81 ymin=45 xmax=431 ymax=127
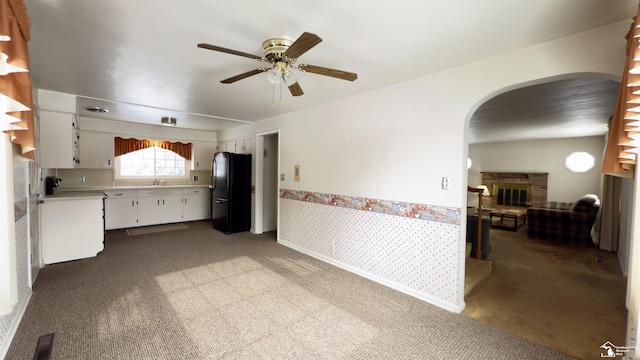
xmin=115 ymin=137 xmax=192 ymax=160
xmin=602 ymin=3 xmax=640 ymax=178
xmin=0 ymin=0 xmax=35 ymax=158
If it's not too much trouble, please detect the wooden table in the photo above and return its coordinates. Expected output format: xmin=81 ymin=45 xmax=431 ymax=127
xmin=489 ymin=208 xmax=527 ymax=231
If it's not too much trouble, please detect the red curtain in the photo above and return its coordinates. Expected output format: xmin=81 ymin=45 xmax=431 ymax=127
xmin=115 ymin=137 xmax=192 ymax=160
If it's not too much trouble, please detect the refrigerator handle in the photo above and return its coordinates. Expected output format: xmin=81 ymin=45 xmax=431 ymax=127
xmin=211 ymin=159 xmax=216 ymax=191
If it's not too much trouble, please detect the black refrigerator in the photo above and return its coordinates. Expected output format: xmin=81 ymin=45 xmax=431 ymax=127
xmin=210 ymin=152 xmax=252 ymax=234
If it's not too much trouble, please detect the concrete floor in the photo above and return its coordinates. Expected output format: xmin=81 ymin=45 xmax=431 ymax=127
xmin=463 ymin=226 xmax=627 ymax=360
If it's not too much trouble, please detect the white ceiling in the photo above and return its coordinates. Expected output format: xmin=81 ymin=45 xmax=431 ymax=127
xmin=25 ymin=1 xmax=635 ymax=142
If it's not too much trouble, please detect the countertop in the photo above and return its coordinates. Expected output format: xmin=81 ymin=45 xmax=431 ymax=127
xmin=64 ymin=185 xmax=209 ymax=190
xmin=44 ymin=190 xmax=106 ymax=200
xmin=47 ymin=184 xmax=211 ymax=199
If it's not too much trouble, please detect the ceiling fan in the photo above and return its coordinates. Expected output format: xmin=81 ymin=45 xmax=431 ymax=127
xmin=197 ymin=32 xmax=357 ymax=97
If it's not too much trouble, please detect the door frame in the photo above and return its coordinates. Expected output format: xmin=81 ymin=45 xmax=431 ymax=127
xmin=253 ymin=129 xmax=280 ymax=236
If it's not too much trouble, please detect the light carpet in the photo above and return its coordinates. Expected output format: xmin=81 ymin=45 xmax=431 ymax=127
xmin=126 ymin=223 xmax=188 ymax=236
xmin=8 ymin=221 xmax=573 ymax=359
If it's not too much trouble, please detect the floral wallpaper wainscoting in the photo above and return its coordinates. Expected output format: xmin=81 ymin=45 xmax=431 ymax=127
xmin=279 ymin=189 xmax=463 ymax=311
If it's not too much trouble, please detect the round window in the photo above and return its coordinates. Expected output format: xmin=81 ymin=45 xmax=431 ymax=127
xmin=564 ymin=151 xmax=595 ymax=173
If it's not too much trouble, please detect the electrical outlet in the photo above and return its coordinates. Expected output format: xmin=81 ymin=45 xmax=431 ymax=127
xmin=80 ymin=176 xmax=86 ymax=183
xmin=280 ymin=173 xmax=285 ymax=181
xmin=192 ymin=176 xmax=198 ymax=181
xmin=442 ymin=177 xmax=450 ymax=190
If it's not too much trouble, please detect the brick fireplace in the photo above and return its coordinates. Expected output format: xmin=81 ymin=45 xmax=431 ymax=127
xmin=480 ymin=172 xmax=549 ymax=208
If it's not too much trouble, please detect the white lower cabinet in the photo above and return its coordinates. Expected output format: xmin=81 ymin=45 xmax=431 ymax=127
xmin=104 ymin=190 xmax=138 ymax=230
xmin=41 ymin=196 xmax=104 ymax=264
xmin=106 ymin=186 xmax=209 ymax=229
xmin=183 ymin=188 xmax=210 ymax=222
xmin=137 ymin=191 xmax=163 ymax=227
xmin=161 ymin=192 xmax=185 ymax=224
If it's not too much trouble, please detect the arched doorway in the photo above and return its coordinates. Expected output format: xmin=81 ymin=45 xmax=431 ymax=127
xmin=463 ymin=75 xmax=628 ymax=359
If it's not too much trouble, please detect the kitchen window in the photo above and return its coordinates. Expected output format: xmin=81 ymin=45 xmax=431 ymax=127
xmin=113 ymin=137 xmax=192 ymax=179
xmin=116 ymin=146 xmax=187 ymax=178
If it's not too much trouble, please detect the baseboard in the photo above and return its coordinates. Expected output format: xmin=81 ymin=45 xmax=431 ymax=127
xmin=278 ymin=239 xmax=464 ymax=314
xmin=0 ymin=290 xmax=32 ymax=360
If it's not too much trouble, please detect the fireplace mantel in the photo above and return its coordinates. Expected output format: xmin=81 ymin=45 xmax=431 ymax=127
xmin=481 ymin=172 xmax=548 ymax=208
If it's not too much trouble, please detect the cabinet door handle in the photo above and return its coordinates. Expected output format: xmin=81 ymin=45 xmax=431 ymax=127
xmin=157 ymin=199 xmax=160 ymax=205
xmin=163 ymin=199 xmax=165 ymax=205
xmin=131 ymin=200 xmax=134 ymax=207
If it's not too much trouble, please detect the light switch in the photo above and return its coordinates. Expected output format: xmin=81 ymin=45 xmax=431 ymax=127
xmin=294 ymin=165 xmax=300 ymax=182
xmin=280 ymin=173 xmax=285 ymax=181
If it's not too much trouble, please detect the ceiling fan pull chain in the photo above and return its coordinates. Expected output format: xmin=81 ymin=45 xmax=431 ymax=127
xmin=272 ymin=82 xmax=276 ymax=108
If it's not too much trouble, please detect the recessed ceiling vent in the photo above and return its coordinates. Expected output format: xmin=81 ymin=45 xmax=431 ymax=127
xmin=83 ymin=106 xmax=109 ymax=113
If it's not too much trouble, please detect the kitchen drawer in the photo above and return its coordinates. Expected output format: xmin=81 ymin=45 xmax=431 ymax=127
xmin=185 ymin=187 xmax=207 ymax=195
xmin=137 ymin=188 xmax=183 ymax=197
xmin=104 ymin=189 xmax=137 ymax=199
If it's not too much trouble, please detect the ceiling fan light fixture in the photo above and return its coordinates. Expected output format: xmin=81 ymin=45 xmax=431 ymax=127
xmin=161 ymin=116 xmax=177 ymax=126
xmin=283 ymin=71 xmax=297 ymax=86
xmin=84 ymin=106 xmax=109 ymax=113
xmin=267 ymin=68 xmax=283 ymax=85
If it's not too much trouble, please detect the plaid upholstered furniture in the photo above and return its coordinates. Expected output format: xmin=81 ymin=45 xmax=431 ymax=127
xmin=526 ymin=195 xmax=600 ymax=246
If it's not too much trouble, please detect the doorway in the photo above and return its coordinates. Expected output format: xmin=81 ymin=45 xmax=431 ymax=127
xmin=253 ymin=130 xmax=279 ymax=237
xmin=464 ymin=77 xmax=629 ymax=358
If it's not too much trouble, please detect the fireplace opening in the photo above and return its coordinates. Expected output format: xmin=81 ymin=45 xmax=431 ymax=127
xmin=492 ymin=182 xmax=532 ymax=208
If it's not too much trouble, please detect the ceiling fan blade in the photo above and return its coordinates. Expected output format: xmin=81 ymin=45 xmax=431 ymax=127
xmin=283 ymin=32 xmax=322 ymax=59
xmin=298 ymin=64 xmax=357 ymax=81
xmin=288 ymin=82 xmax=304 ymax=97
xmin=221 ymin=68 xmax=268 ymax=84
xmin=197 ymin=43 xmax=263 ymax=61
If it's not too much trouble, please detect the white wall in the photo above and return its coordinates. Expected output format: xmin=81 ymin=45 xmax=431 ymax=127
xmin=218 ymin=21 xmax=629 ymax=312
xmin=468 ymin=136 xmax=605 ymax=204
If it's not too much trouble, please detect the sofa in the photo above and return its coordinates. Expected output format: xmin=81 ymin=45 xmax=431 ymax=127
xmin=526 ymin=194 xmax=600 ymax=246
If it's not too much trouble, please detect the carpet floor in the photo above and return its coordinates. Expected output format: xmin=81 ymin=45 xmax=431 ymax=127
xmin=8 ymin=221 xmax=574 ymax=359
xmin=126 ymin=223 xmax=189 ymax=236
xmin=463 ymin=226 xmax=628 ymax=360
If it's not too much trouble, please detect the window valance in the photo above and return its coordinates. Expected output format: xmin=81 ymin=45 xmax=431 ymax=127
xmin=115 ymin=137 xmax=192 ymax=160
xmin=0 ymin=0 xmax=35 ymax=158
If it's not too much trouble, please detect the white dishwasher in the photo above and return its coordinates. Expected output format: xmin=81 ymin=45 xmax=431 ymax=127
xmin=40 ymin=191 xmax=105 ymax=264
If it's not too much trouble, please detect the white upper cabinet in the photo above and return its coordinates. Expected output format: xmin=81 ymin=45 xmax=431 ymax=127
xmin=78 ymin=131 xmax=114 ymax=168
xmin=192 ymin=141 xmax=217 ymax=171
xmin=39 ymin=110 xmax=79 ymax=169
xmin=218 ymin=137 xmax=252 ymax=154
xmin=235 ymin=137 xmax=252 ymax=154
